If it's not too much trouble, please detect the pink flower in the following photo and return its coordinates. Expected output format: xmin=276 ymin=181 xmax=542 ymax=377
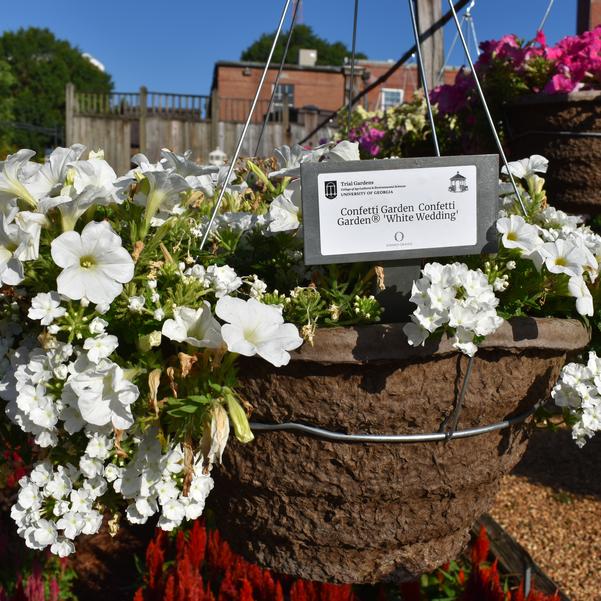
xmin=544 ymin=73 xmax=577 ymax=94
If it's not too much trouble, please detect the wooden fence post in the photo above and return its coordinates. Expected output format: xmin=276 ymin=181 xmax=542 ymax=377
xmin=139 ymin=86 xmax=148 ymax=155
xmin=416 ymin=0 xmax=443 ymax=91
xmin=578 ymin=0 xmax=601 ymax=32
xmin=211 ymin=89 xmax=220 ymax=150
xmin=65 ymin=83 xmax=75 ymax=147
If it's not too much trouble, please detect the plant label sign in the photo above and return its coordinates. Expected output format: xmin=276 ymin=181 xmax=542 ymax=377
xmin=301 ymin=155 xmax=499 ymax=265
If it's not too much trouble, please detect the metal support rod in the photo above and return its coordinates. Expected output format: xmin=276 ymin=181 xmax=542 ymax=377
xmin=447 ymin=0 xmax=527 ymax=216
xmin=347 ymin=0 xmax=360 ymax=131
xmin=249 ymin=400 xmax=537 ymax=443
xmin=467 ymin=13 xmax=480 ymax=56
xmin=442 ymin=355 xmax=474 ymax=440
xmin=537 ymin=0 xmax=555 ymax=32
xmin=437 ymin=14 xmax=465 ymax=84
xmin=199 ymin=0 xmax=292 ymax=251
xmin=254 ymin=0 xmax=301 ymax=156
xmin=408 ymin=0 xmax=441 ymax=156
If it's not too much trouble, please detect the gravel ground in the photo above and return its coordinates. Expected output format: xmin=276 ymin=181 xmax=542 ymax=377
xmin=491 ymin=425 xmax=601 ymax=601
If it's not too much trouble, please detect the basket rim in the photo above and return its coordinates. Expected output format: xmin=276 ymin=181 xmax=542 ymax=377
xmin=289 ymin=316 xmax=590 ymax=364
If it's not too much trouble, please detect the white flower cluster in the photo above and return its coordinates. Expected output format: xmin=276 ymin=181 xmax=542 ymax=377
xmin=11 ymin=434 xmax=112 ymax=557
xmin=1 ymin=336 xmax=139 ymax=447
xmin=497 ymin=155 xmax=601 ymax=317
xmin=403 ymin=262 xmax=503 ymax=357
xmin=552 ymin=351 xmax=601 ymax=447
xmin=116 ymin=429 xmax=213 ymax=531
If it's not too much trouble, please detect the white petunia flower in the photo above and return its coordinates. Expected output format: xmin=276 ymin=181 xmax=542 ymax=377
xmin=161 ymin=303 xmax=223 ymax=349
xmin=268 ymin=144 xmax=318 ymax=179
xmin=501 ymin=154 xmax=548 ymax=179
xmin=0 ymin=149 xmax=41 ymax=210
xmin=325 ymin=140 xmax=360 ymax=162
xmin=51 ymin=220 xmax=134 ymax=306
xmin=496 ymin=215 xmax=542 ymax=253
xmin=28 ymin=292 xmax=66 ymax=326
xmin=267 ymin=182 xmax=301 ymax=233
xmin=216 ymin=296 xmax=303 ymax=367
xmin=67 ymin=359 xmax=139 ymax=430
xmin=568 ymin=276 xmax=594 ymax=316
xmin=540 ymin=239 xmax=587 ymax=278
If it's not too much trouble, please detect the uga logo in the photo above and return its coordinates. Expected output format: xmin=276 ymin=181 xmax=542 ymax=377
xmin=324 ymin=180 xmax=338 ymax=199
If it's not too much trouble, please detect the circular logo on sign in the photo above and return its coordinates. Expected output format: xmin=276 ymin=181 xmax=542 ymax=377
xmin=394 ymin=231 xmax=405 ymax=242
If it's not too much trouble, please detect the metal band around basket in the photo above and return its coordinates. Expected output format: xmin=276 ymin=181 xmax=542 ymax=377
xmin=249 ymin=403 xmax=538 ymax=443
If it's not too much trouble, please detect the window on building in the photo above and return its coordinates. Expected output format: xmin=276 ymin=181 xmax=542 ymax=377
xmin=273 ymin=83 xmax=295 ymax=107
xmin=380 ymin=88 xmax=404 ymax=110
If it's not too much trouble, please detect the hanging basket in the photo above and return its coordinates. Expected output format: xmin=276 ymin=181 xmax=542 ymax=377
xmin=504 ymin=91 xmax=601 ymax=214
xmin=210 ymin=317 xmax=589 ymax=584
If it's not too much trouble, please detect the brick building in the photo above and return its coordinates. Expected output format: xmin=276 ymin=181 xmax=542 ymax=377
xmin=210 ymin=53 xmax=458 ymax=125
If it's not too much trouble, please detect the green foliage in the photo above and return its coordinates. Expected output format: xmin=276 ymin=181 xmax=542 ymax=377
xmin=0 ymin=27 xmax=113 ymax=153
xmin=241 ymin=24 xmax=366 ymax=66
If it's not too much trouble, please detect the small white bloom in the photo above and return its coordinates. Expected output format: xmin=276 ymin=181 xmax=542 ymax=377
xmin=205 ymin=264 xmax=242 ymax=298
xmin=28 ymin=292 xmax=66 ymax=326
xmin=83 ymin=334 xmax=119 ymax=363
xmin=128 ymin=296 xmax=145 ymax=312
xmin=153 ymin=308 xmax=165 ymax=321
xmin=89 ymin=317 xmax=107 ymax=334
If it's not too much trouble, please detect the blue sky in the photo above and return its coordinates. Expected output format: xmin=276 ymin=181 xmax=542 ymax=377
xmin=1 ymin=0 xmax=577 ymax=95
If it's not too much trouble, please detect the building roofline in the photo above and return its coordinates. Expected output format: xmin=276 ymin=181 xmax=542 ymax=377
xmin=214 ymin=60 xmax=343 ymax=73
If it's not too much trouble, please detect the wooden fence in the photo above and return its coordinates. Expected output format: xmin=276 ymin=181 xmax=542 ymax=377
xmin=65 ymin=84 xmax=335 ymax=174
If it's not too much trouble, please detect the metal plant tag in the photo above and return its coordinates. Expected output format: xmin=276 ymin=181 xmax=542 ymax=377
xmin=301 ymin=155 xmax=499 ymax=266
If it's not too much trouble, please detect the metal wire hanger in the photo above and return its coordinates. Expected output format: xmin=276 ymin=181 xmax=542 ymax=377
xmin=200 ymin=1 xmax=535 ymax=444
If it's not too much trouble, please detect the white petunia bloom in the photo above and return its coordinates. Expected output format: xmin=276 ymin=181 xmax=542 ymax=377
xmin=568 ymin=276 xmax=594 ymax=316
xmin=539 ymin=239 xmax=587 ymax=278
xmin=133 ymin=171 xmax=190 ymax=228
xmin=267 ymin=180 xmax=302 ymax=233
xmin=268 ymin=144 xmax=317 ymax=179
xmin=0 ymin=149 xmax=42 ymax=210
xmin=26 ymin=144 xmax=86 ymax=200
xmin=496 ymin=215 xmax=542 ymax=254
xmin=162 ymin=303 xmax=223 ymax=349
xmin=51 ymin=220 xmax=134 ymax=306
xmin=67 ymin=359 xmax=139 ymax=430
xmin=501 ymin=154 xmax=548 ymax=179
xmin=28 ymin=292 xmax=66 ymax=326
xmin=216 ymin=296 xmax=303 ymax=367
xmin=325 ymin=140 xmax=360 ymax=162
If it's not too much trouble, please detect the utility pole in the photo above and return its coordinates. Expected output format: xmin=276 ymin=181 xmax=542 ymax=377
xmin=577 ymin=0 xmax=601 ymax=33
xmin=416 ymin=0 xmax=444 ymax=90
